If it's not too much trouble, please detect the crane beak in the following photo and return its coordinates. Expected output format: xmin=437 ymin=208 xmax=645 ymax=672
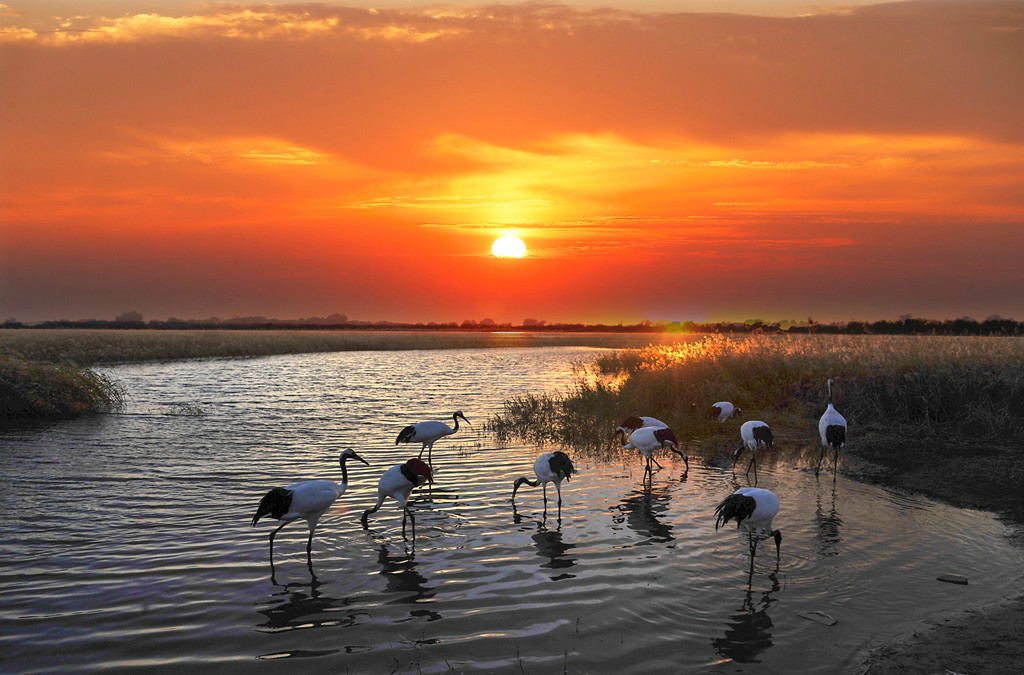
xmin=353 ymin=452 xmax=369 ymax=465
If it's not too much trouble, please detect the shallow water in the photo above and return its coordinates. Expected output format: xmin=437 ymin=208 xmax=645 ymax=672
xmin=1 ymin=347 xmax=1021 ymax=673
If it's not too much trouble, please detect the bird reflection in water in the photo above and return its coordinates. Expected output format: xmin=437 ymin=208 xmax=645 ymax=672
xmin=257 ymin=571 xmax=368 ymax=641
xmin=612 ymin=482 xmax=675 ymax=546
xmin=815 ymin=484 xmax=843 ymax=558
xmin=376 ymin=543 xmax=440 ymax=621
xmin=530 ymin=521 xmax=577 ymax=581
xmin=711 ymin=572 xmax=781 ymax=664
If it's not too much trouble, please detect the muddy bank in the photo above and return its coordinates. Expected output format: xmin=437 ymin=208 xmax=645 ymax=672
xmin=855 ymin=594 xmax=1024 ymax=674
xmin=844 ymin=436 xmax=1024 ymax=674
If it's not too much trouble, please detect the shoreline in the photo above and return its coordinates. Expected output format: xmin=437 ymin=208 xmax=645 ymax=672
xmin=842 ymin=441 xmax=1024 ymax=674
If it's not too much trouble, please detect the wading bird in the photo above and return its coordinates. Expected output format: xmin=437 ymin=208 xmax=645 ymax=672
xmin=361 ymin=457 xmax=433 ymax=540
xmin=714 ymin=487 xmax=782 ymax=572
xmin=395 ymin=411 xmax=470 ymax=465
xmin=251 ymin=448 xmax=369 ymax=564
xmin=512 ymin=451 xmax=575 ymax=516
xmin=733 ymin=421 xmax=774 ymax=483
xmin=817 ymin=378 xmax=847 ymax=479
xmin=707 ymin=401 xmax=742 ymax=423
xmin=616 ymin=425 xmax=689 ymax=479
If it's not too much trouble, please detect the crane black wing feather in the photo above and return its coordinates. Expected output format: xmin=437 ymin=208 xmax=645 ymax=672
xmin=548 ymin=451 xmax=575 ymax=481
xmin=252 ymin=487 xmax=292 ymax=526
xmin=825 ymin=424 xmax=846 ymax=448
xmin=752 ymin=425 xmax=774 ymax=449
xmin=714 ymin=494 xmax=757 ymax=530
xmin=396 ymin=425 xmax=417 ymax=445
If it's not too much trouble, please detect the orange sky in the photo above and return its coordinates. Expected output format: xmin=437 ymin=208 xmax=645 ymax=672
xmin=2 ymin=1 xmax=1022 ymax=324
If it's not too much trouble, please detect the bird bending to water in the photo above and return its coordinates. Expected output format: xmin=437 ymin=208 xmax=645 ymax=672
xmin=361 ymin=457 xmax=433 ymax=540
xmin=395 ymin=411 xmax=470 ymax=465
xmin=616 ymin=425 xmax=689 ymax=479
xmin=817 ymin=378 xmax=847 ymax=479
xmin=733 ymin=421 xmax=774 ymax=483
xmin=706 ymin=401 xmax=742 ymax=423
xmin=714 ymin=487 xmax=782 ymax=570
xmin=251 ymin=448 xmax=369 ymax=564
xmin=512 ymin=451 xmax=575 ymax=516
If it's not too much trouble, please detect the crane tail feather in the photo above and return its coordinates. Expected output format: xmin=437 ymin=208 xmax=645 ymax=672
xmin=252 ymin=487 xmax=292 ymax=526
xmin=395 ymin=425 xmax=416 ymax=445
xmin=714 ymin=494 xmax=756 ymax=531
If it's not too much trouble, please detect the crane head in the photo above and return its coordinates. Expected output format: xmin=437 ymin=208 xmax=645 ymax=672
xmin=340 ymin=448 xmax=370 ymax=465
xmin=454 ymin=410 xmax=472 ymax=425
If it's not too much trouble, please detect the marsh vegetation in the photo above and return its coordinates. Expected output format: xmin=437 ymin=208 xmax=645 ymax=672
xmin=489 ymin=334 xmax=1024 ymax=513
xmin=0 ymin=351 xmax=124 ymax=418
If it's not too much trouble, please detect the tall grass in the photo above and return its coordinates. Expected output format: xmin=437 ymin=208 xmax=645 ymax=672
xmin=1 ymin=352 xmax=125 ymax=419
xmin=490 ymin=334 xmax=1024 ymax=450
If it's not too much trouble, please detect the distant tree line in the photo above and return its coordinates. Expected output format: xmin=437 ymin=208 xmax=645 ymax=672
xmin=4 ymin=314 xmax=1022 ymax=336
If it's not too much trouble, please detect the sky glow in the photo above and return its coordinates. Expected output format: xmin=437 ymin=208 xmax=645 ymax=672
xmin=1 ymin=1 xmax=1022 ymax=324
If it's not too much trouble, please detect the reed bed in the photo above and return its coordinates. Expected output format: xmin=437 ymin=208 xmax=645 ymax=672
xmin=0 ymin=352 xmax=125 ymax=419
xmin=0 ymin=329 xmax=695 ymax=366
xmin=489 ymin=334 xmax=1024 ymax=512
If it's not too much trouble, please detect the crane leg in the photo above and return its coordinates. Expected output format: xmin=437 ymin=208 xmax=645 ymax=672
xmin=752 ymin=456 xmax=758 ymax=484
xmin=653 ymin=456 xmax=664 ymax=470
xmin=745 ymin=455 xmax=754 ymax=476
xmin=403 ymin=507 xmax=416 ymax=542
xmin=815 ymin=447 xmax=826 ymax=476
xmin=833 ymin=448 xmax=840 ymax=477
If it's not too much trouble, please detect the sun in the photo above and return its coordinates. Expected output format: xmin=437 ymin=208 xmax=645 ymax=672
xmin=491 ymin=235 xmax=527 ymax=258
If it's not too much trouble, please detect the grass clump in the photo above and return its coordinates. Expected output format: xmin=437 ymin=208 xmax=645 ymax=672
xmin=0 ymin=352 xmax=125 ymax=419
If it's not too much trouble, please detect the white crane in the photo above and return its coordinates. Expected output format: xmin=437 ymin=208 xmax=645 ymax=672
xmin=361 ymin=457 xmax=433 ymax=540
xmin=512 ymin=451 xmax=575 ymax=516
xmin=706 ymin=401 xmax=741 ymax=423
xmin=251 ymin=448 xmax=369 ymax=564
xmin=616 ymin=425 xmax=689 ymax=479
xmin=395 ymin=410 xmax=470 ymax=465
xmin=817 ymin=378 xmax=848 ymax=479
xmin=714 ymin=487 xmax=782 ymax=571
xmin=733 ymin=420 xmax=774 ymax=483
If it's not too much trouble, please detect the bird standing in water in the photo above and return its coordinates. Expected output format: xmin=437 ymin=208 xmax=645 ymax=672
xmin=512 ymin=451 xmax=575 ymax=518
xmin=395 ymin=410 xmax=470 ymax=465
xmin=251 ymin=448 xmax=369 ymax=565
xmin=817 ymin=378 xmax=847 ymax=479
xmin=361 ymin=457 xmax=434 ymax=540
xmin=616 ymin=425 xmax=689 ymax=480
xmin=733 ymin=421 xmax=774 ymax=483
xmin=714 ymin=487 xmax=782 ymax=572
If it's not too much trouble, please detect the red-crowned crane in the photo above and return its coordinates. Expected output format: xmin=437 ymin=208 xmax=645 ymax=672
xmin=251 ymin=448 xmax=369 ymax=564
xmin=395 ymin=410 xmax=470 ymax=465
xmin=706 ymin=401 xmax=742 ymax=423
xmin=817 ymin=378 xmax=848 ymax=479
xmin=512 ymin=451 xmax=575 ymax=517
xmin=616 ymin=415 xmax=669 ymax=434
xmin=733 ymin=421 xmax=774 ymax=483
xmin=616 ymin=425 xmax=689 ymax=480
xmin=714 ymin=487 xmax=782 ymax=572
xmin=361 ymin=457 xmax=433 ymax=540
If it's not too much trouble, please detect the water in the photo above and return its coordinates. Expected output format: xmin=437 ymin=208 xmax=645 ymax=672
xmin=1 ymin=347 xmax=1021 ymax=673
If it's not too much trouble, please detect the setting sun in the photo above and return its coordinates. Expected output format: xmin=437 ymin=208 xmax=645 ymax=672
xmin=491 ymin=235 xmax=527 ymax=258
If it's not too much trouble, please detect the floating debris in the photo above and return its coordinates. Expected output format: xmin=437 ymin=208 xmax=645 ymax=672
xmin=936 ymin=574 xmax=969 ymax=585
xmin=797 ymin=610 xmax=837 ymax=626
